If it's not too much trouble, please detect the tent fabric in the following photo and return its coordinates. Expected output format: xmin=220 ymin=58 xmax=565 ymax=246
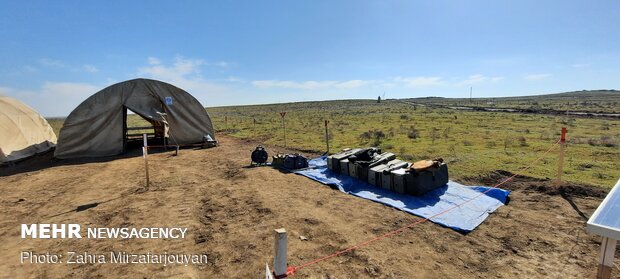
xmin=0 ymin=96 xmax=57 ymax=163
xmin=55 ymin=78 xmax=215 ymax=159
xmin=295 ymin=157 xmax=510 ymax=232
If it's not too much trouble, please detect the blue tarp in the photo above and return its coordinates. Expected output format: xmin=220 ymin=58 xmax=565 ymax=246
xmin=294 ymin=157 xmax=510 ymax=232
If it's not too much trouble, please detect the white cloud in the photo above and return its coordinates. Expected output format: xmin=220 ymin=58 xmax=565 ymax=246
xmin=251 ymin=79 xmax=373 ymax=90
xmin=0 ymin=82 xmax=101 ymax=117
xmin=252 ymin=76 xmax=446 ymax=90
xmin=212 ymin=61 xmax=229 ymax=67
xmin=459 ymin=74 xmax=487 ymax=85
xmin=147 ymin=57 xmax=161 ymax=65
xmin=82 ymin=64 xmax=98 ymax=73
xmin=41 ymin=82 xmax=99 ymax=97
xmin=252 ymin=80 xmax=334 ymax=90
xmin=23 ymin=65 xmax=38 ymax=72
xmin=138 ymin=56 xmax=205 ymax=82
xmin=394 ymin=76 xmax=442 ymax=88
xmin=38 ymin=58 xmax=65 ymax=68
xmin=524 ymin=73 xmax=551 ymax=80
xmin=334 ymin=80 xmax=371 ymax=89
xmin=136 ymin=56 xmax=239 ymax=106
xmin=457 ymin=74 xmax=504 ymax=86
xmin=226 ymin=76 xmax=245 ymax=83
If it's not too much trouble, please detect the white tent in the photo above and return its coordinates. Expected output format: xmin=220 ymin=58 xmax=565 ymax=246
xmin=0 ymin=96 xmax=57 ymax=163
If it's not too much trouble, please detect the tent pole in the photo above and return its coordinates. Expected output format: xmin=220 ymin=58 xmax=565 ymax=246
xmin=143 ymin=134 xmax=150 ymax=188
xmin=122 ymin=108 xmax=128 ymax=153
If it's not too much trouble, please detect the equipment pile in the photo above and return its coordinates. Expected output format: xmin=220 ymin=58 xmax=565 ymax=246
xmin=328 ymin=148 xmax=448 ymax=196
xmin=250 ymin=145 xmax=309 ymax=170
xmin=272 ymin=153 xmax=309 ymax=170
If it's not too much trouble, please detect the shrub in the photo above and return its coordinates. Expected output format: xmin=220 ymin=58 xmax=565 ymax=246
xmin=601 ymin=122 xmax=610 ymax=130
xmin=594 ymin=172 xmax=607 ymax=179
xmin=400 ymin=154 xmax=415 ymax=161
xmin=448 ymin=145 xmax=457 ymax=156
xmin=463 ymin=140 xmax=473 ymax=146
xmin=518 ymin=136 xmax=529 ymax=147
xmin=360 ymin=129 xmax=387 ymax=145
xmin=443 ymin=127 xmax=451 ymax=141
xmin=504 ymin=137 xmax=514 ymax=152
xmin=430 ymin=128 xmax=440 ymax=143
xmin=586 ymin=137 xmax=618 ymax=147
xmin=407 ymin=127 xmax=420 ymax=140
xmin=382 ymin=143 xmax=394 ymax=150
xmin=598 ymin=136 xmax=618 ymax=147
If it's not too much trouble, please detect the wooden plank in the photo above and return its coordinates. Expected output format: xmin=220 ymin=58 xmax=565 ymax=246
xmin=126 ymin=126 xmax=154 ymax=131
xmin=126 ymin=133 xmax=156 ymax=137
xmin=597 ymin=237 xmax=617 ymax=279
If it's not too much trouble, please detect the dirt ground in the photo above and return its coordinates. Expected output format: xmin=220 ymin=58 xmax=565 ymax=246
xmin=0 ymin=135 xmax=618 ymax=278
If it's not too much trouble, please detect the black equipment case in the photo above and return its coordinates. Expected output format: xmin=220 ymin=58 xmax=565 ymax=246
xmin=405 ymin=163 xmax=449 ymax=196
xmin=283 ymin=154 xmax=309 ymax=170
xmin=327 ymin=148 xmax=362 ymax=173
xmin=350 ymin=152 xmax=396 ymax=182
xmin=368 ymin=164 xmax=389 ymax=187
xmin=380 ymin=159 xmax=409 ymax=191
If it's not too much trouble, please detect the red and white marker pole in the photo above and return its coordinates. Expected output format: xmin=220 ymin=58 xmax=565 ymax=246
xmin=555 ymin=127 xmax=566 ymax=186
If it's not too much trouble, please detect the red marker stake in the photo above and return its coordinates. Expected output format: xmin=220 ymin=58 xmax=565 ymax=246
xmin=556 ymin=127 xmax=567 ymax=186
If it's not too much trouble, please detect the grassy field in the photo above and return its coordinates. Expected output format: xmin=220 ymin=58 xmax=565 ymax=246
xmin=46 ymin=96 xmax=619 ymax=188
xmin=207 ymin=99 xmax=619 ymax=188
xmin=407 ymin=90 xmax=620 ymax=113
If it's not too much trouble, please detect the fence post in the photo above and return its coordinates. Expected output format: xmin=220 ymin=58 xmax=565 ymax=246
xmin=597 ymin=237 xmax=616 ymax=279
xmin=280 ymin=112 xmax=287 ymax=148
xmin=324 ymin=120 xmax=330 ymax=154
xmin=273 ymin=228 xmax=288 ymax=278
xmin=143 ymin=134 xmax=150 ymax=187
xmin=555 ymin=127 xmax=566 ymax=186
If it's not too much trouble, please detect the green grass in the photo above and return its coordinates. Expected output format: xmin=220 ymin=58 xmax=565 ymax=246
xmin=208 ymin=99 xmax=620 ymax=188
xmin=408 ymin=90 xmax=620 ymax=113
xmin=45 ymin=97 xmax=619 ymax=188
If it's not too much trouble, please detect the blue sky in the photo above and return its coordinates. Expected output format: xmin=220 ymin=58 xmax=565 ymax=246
xmin=1 ymin=1 xmax=619 ymax=116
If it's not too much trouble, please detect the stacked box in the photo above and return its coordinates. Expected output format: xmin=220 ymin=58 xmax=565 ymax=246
xmin=405 ymin=163 xmax=449 ymax=196
xmin=381 ymin=170 xmax=393 ymax=190
xmin=327 ymin=148 xmax=361 ymax=173
xmin=392 ymin=169 xmax=408 ymax=194
xmin=380 ymin=159 xmax=408 ymax=191
xmin=340 ymin=159 xmax=351 ymax=176
xmin=349 ymin=160 xmax=360 ymax=179
xmin=368 ymin=152 xmax=396 ymax=167
xmin=368 ymin=164 xmax=389 ymax=187
xmin=350 ymin=152 xmax=396 ymax=183
xmin=355 ymin=164 xmax=369 ymax=182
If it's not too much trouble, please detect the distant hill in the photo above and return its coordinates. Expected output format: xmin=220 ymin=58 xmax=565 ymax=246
xmin=405 ymin=90 xmax=619 ymax=114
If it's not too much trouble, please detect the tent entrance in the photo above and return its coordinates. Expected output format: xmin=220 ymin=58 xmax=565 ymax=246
xmin=123 ymin=108 xmax=167 ymax=152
